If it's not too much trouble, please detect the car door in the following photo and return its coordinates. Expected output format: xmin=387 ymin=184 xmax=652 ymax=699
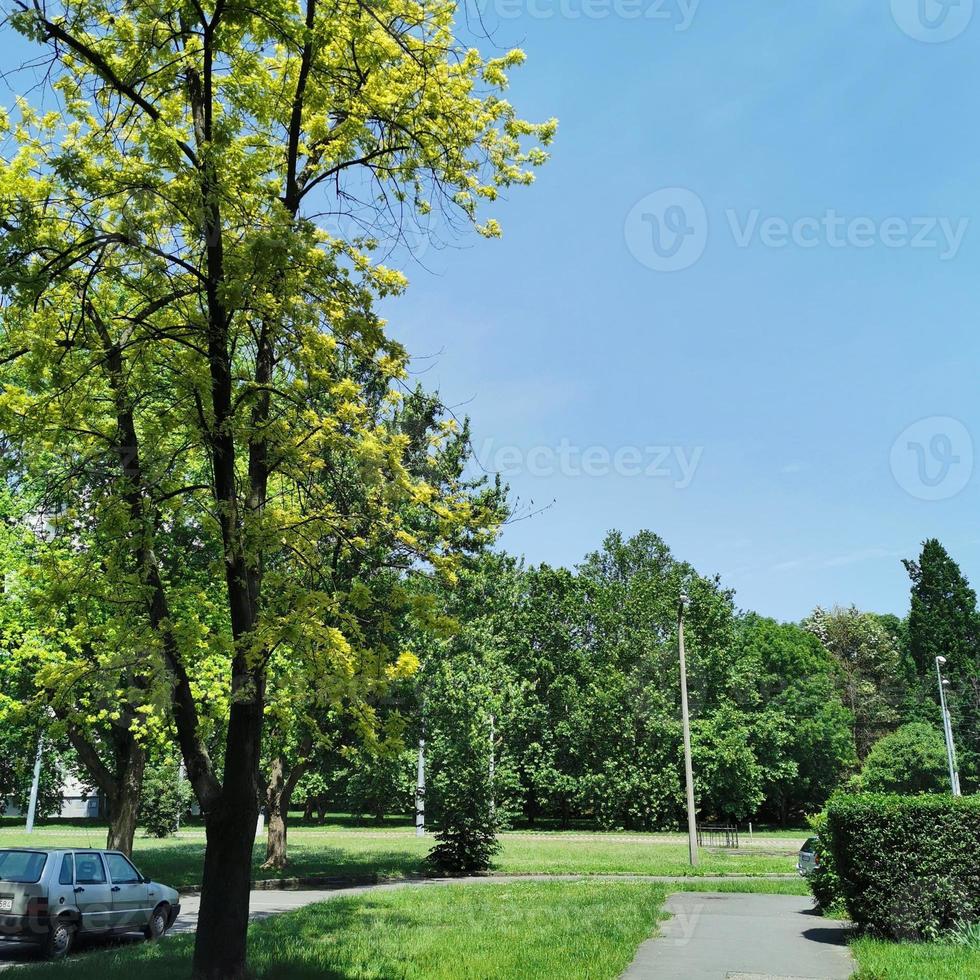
xmin=71 ymin=852 xmax=114 ymax=935
xmin=105 ymin=852 xmax=150 ymax=930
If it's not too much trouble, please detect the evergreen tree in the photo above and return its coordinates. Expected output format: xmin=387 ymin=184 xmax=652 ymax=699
xmin=904 ymin=540 xmax=980 ymax=788
xmin=904 ymin=539 xmax=980 ymax=677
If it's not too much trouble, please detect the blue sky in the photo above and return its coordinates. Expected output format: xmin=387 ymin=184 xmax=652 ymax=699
xmin=379 ymin=0 xmax=980 ymax=620
xmin=4 ymin=1 xmax=979 ymax=621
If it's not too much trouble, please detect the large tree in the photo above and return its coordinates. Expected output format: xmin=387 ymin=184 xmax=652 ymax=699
xmin=0 ymin=2 xmax=553 ymax=975
xmin=733 ymin=615 xmax=854 ymax=822
xmin=805 ymin=606 xmax=904 ymax=760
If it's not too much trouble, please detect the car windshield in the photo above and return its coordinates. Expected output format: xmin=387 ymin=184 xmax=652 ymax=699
xmin=0 ymin=850 xmax=48 ymax=883
xmin=802 ymin=837 xmax=818 ymax=852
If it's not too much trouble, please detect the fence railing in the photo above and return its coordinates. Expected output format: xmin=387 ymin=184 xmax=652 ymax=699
xmin=697 ymin=824 xmax=740 ymax=849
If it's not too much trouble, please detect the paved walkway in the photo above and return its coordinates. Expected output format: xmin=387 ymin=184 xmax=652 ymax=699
xmin=622 ymin=892 xmax=854 ymax=980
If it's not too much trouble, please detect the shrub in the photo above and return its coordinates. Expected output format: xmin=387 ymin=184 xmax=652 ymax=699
xmin=827 ymin=793 xmax=980 ymax=939
xmin=805 ymin=812 xmax=845 ymax=915
xmin=139 ymin=759 xmax=194 ymax=838
xmin=856 ymin=723 xmax=950 ymax=795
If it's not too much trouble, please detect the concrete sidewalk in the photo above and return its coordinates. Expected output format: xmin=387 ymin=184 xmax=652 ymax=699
xmin=622 ymin=892 xmax=855 ymax=980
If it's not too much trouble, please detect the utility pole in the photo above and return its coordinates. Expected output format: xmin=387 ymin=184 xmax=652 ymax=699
xmin=936 ymin=656 xmax=962 ymax=797
xmin=416 ymin=724 xmax=426 ymax=837
xmin=678 ymin=594 xmax=698 ymax=866
xmin=25 ymin=734 xmax=43 ymax=834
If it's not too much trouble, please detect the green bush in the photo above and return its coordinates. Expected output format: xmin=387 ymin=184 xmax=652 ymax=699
xmin=139 ymin=759 xmax=194 ymax=838
xmin=855 ymin=723 xmax=950 ymax=795
xmin=827 ymin=793 xmax=980 ymax=939
xmin=805 ymin=812 xmax=845 ymax=915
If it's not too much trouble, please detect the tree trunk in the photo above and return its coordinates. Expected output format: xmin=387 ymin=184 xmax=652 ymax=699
xmin=105 ymin=739 xmax=146 ymax=855
xmin=263 ymin=756 xmax=287 ymax=870
xmin=262 ymin=748 xmax=311 ymax=870
xmin=264 ymin=804 xmax=287 ymax=870
xmin=65 ymin=722 xmax=146 ymax=858
xmin=193 ymin=804 xmax=259 ymax=980
xmin=191 ymin=693 xmax=263 ymax=980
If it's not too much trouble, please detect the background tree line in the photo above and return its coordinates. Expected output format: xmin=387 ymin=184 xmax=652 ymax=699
xmin=5 ymin=523 xmax=973 ymax=860
xmin=286 ymin=532 xmax=977 ymax=836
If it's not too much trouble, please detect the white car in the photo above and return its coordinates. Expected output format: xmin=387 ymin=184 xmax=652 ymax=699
xmin=0 ymin=847 xmax=180 ymax=959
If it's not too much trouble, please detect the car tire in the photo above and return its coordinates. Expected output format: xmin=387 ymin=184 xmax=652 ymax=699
xmin=144 ymin=903 xmax=170 ymax=941
xmin=42 ymin=919 xmax=75 ymax=960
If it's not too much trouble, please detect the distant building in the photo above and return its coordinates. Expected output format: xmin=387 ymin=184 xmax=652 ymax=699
xmin=4 ymin=775 xmax=105 ymax=820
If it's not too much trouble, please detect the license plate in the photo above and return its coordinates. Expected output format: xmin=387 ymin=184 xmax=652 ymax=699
xmin=0 ymin=899 xmax=12 ymax=912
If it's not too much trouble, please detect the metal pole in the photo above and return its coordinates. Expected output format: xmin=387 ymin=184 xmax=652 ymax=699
xmin=175 ymin=761 xmax=185 ymax=834
xmin=936 ymin=657 xmax=961 ymax=797
xmin=678 ymin=595 xmax=698 ymax=867
xmin=488 ymin=713 xmax=496 ymax=819
xmin=25 ymin=735 xmax=43 ymax=834
xmin=415 ymin=730 xmax=426 ymax=837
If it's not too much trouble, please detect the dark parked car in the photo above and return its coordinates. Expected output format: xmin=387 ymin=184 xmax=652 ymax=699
xmin=0 ymin=848 xmax=180 ymax=959
xmin=797 ymin=836 xmax=820 ymax=877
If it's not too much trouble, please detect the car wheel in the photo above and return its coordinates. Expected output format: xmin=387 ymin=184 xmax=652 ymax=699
xmin=42 ymin=920 xmax=75 ymax=960
xmin=144 ymin=903 xmax=170 ymax=941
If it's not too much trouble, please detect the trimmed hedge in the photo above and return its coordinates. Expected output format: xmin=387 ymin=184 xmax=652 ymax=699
xmin=805 ymin=812 xmax=844 ymax=913
xmin=827 ymin=793 xmax=980 ymax=939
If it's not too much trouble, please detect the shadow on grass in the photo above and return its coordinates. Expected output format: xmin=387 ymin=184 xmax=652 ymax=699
xmin=132 ymin=841 xmax=428 ymax=890
xmin=12 ymin=899 xmax=438 ymax=980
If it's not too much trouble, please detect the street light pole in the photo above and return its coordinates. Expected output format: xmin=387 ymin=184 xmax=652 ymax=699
xmin=678 ymin=594 xmax=698 ymax=867
xmin=25 ymin=735 xmax=43 ymax=835
xmin=415 ymin=724 xmax=426 ymax=837
xmin=935 ymin=656 xmax=962 ymax=797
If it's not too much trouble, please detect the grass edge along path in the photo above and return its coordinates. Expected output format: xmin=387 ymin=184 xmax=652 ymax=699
xmin=850 ymin=936 xmax=980 ymax=980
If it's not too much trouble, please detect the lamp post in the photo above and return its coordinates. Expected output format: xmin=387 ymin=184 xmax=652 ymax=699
xmin=935 ymin=656 xmax=962 ymax=797
xmin=678 ymin=594 xmax=698 ymax=866
xmin=25 ymin=734 xmax=43 ymax=835
xmin=415 ymin=722 xmax=426 ymax=837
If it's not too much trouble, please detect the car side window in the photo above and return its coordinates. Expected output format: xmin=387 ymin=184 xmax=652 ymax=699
xmin=59 ymin=853 xmax=74 ymax=886
xmin=75 ymin=854 xmax=106 ymax=885
xmin=105 ymin=853 xmax=141 ymax=885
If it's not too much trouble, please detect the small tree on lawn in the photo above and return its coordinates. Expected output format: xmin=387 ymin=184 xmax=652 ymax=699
xmin=140 ymin=757 xmax=195 ymax=837
xmin=426 ymin=652 xmax=502 ymax=874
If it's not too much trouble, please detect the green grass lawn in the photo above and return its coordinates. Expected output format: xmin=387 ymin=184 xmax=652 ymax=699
xmin=17 ymin=882 xmax=670 ymax=980
xmin=0 ymin=822 xmax=798 ymax=888
xmin=850 ymin=937 xmax=980 ymax=979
